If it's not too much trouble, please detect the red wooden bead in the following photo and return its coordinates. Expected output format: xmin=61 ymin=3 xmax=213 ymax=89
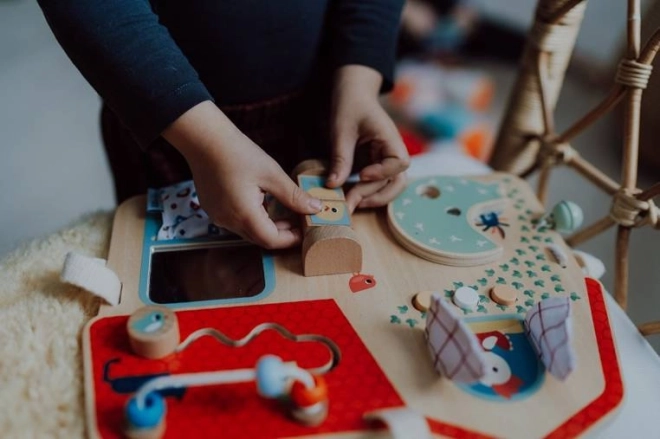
xmin=290 ymin=375 xmax=328 ymax=408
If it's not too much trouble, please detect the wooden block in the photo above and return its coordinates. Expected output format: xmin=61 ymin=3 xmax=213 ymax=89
xmin=302 ymin=226 xmax=362 ymax=276
xmin=293 ymin=160 xmax=363 ymax=277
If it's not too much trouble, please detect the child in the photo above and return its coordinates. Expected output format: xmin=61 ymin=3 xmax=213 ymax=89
xmin=37 ymin=0 xmax=410 ymax=250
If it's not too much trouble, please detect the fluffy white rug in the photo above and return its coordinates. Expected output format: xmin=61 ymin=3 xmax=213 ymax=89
xmin=0 ymin=212 xmax=114 ymax=439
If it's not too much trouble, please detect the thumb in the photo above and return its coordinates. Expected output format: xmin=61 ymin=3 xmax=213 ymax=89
xmin=327 ymin=125 xmax=357 ymax=188
xmin=266 ymin=168 xmax=323 ymax=215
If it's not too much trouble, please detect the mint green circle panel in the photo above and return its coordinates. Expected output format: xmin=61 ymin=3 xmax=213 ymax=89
xmin=388 ymin=176 xmax=507 ymax=265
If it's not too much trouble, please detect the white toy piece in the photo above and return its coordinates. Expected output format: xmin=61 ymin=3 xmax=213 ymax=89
xmin=364 ymin=408 xmax=432 ymax=439
xmin=573 ymin=250 xmax=606 ymax=279
xmin=525 ymin=297 xmax=575 ymax=380
xmin=60 ymin=252 xmax=122 ymax=305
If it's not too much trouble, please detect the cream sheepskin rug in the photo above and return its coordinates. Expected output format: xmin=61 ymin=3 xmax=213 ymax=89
xmin=0 ymin=212 xmax=114 ymax=439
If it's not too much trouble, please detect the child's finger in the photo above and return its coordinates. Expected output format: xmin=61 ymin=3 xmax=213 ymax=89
xmin=360 ymin=155 xmax=410 ymax=181
xmin=327 ymin=124 xmax=357 ymax=188
xmin=345 ymin=179 xmax=390 ymax=212
xmin=359 ymin=123 xmax=410 ymax=181
xmin=356 ymin=173 xmax=407 ymax=209
xmin=264 ymin=169 xmax=323 ymax=215
xmin=239 ymin=208 xmax=303 ymax=250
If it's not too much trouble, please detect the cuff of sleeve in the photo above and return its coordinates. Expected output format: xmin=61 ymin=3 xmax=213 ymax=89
xmin=122 ymin=81 xmax=213 ymax=149
xmin=332 ymin=49 xmax=396 ymax=94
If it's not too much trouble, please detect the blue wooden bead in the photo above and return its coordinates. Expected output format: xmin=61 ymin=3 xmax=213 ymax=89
xmin=125 ymin=392 xmax=166 ymax=429
xmin=419 ymin=104 xmax=471 ymax=139
xmin=256 ymin=355 xmax=288 ymax=398
xmin=550 ymin=201 xmax=584 ymax=234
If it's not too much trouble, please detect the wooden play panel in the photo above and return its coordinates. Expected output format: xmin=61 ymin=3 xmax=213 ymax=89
xmin=83 ymin=173 xmax=623 ymax=438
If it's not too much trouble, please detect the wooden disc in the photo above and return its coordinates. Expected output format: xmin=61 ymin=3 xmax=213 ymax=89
xmin=386 ymin=176 xmax=505 ymax=267
xmin=127 ymin=306 xmax=180 ymax=359
xmin=490 ymin=285 xmax=518 ymax=306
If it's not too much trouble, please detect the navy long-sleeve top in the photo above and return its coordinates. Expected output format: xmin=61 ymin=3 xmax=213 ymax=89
xmin=37 ymin=0 xmax=403 ymax=147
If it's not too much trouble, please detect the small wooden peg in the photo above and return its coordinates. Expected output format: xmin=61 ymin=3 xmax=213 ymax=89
xmin=412 ymin=290 xmax=435 ymax=312
xmin=490 ymin=285 xmax=518 ymax=306
xmin=127 ymin=306 xmax=180 ymax=359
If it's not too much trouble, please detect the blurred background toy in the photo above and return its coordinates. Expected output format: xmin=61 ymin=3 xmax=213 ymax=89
xmin=383 ymin=60 xmax=495 ymax=162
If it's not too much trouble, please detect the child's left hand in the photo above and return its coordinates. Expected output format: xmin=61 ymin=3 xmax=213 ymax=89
xmin=327 ymin=65 xmax=410 ymax=212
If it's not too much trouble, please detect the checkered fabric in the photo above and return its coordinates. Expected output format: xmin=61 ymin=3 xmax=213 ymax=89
xmin=525 ymin=296 xmax=575 ymax=380
xmin=425 ymin=293 xmax=486 ymax=383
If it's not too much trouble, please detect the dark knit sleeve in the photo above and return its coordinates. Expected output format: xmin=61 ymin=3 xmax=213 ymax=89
xmin=330 ymin=0 xmax=404 ymax=92
xmin=37 ymin=0 xmax=213 ymax=147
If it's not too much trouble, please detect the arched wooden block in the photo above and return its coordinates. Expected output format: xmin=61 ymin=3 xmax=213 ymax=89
xmin=302 ymin=226 xmax=362 ymax=276
xmin=294 ymin=159 xmax=363 ymax=277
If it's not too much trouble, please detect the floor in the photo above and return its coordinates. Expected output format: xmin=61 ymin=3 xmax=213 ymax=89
xmin=2 ymin=1 xmax=659 ymax=351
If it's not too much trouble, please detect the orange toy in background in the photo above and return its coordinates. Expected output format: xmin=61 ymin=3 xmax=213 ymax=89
xmin=384 ymin=61 xmax=495 ymax=162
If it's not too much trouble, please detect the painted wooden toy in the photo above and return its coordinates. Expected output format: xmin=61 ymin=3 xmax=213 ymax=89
xmin=71 ymin=172 xmax=623 ymax=438
xmin=292 ymin=160 xmax=362 ymax=277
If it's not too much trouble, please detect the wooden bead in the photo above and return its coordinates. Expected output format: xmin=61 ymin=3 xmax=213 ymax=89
xmin=291 ymin=400 xmax=329 ymax=427
xmin=125 ymin=392 xmax=167 ymax=439
xmin=412 ymin=290 xmax=435 ymax=312
xmin=127 ymin=306 xmax=180 ymax=359
xmin=290 ymin=375 xmax=328 ymax=408
xmin=125 ymin=422 xmax=166 ymax=439
xmin=490 ymin=285 xmax=518 ymax=306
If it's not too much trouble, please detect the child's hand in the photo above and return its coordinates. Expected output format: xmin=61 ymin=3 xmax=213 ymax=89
xmin=327 ymin=65 xmax=410 ymax=212
xmin=164 ymin=101 xmax=323 ymax=249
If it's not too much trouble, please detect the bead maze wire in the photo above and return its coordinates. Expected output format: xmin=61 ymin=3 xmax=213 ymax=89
xmin=175 ymin=322 xmax=342 ymax=375
xmin=489 ymin=0 xmax=660 ymax=334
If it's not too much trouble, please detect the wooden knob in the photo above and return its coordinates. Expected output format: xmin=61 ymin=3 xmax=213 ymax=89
xmin=489 ymin=285 xmax=518 ymax=306
xmin=412 ymin=290 xmax=435 ymax=312
xmin=127 ymin=306 xmax=180 ymax=359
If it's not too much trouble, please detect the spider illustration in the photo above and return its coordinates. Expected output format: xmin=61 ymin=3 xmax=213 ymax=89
xmin=476 ymin=212 xmax=509 ymax=239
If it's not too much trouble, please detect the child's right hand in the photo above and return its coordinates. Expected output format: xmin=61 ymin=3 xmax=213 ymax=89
xmin=163 ymin=101 xmax=323 ymax=249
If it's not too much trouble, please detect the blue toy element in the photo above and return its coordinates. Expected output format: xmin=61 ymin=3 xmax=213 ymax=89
xmin=419 ymin=104 xmax=472 ymax=139
xmin=256 ymin=355 xmax=288 ymax=398
xmin=131 ymin=310 xmax=166 ymax=334
xmin=103 ymin=358 xmax=186 ymax=399
xmin=298 ymin=175 xmax=344 ymax=200
xmin=476 ymin=212 xmax=509 ymax=238
xmin=547 ymin=201 xmax=584 ymax=234
xmin=423 ymin=17 xmax=468 ymax=53
xmin=125 ymin=392 xmax=166 ymax=429
xmin=456 ymin=322 xmax=545 ymax=402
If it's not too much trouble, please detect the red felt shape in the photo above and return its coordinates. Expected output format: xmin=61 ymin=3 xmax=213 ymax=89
xmin=89 ymin=300 xmax=404 ymax=438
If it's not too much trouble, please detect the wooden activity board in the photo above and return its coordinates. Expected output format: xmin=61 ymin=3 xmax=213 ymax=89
xmin=81 ymin=172 xmax=623 ymax=438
